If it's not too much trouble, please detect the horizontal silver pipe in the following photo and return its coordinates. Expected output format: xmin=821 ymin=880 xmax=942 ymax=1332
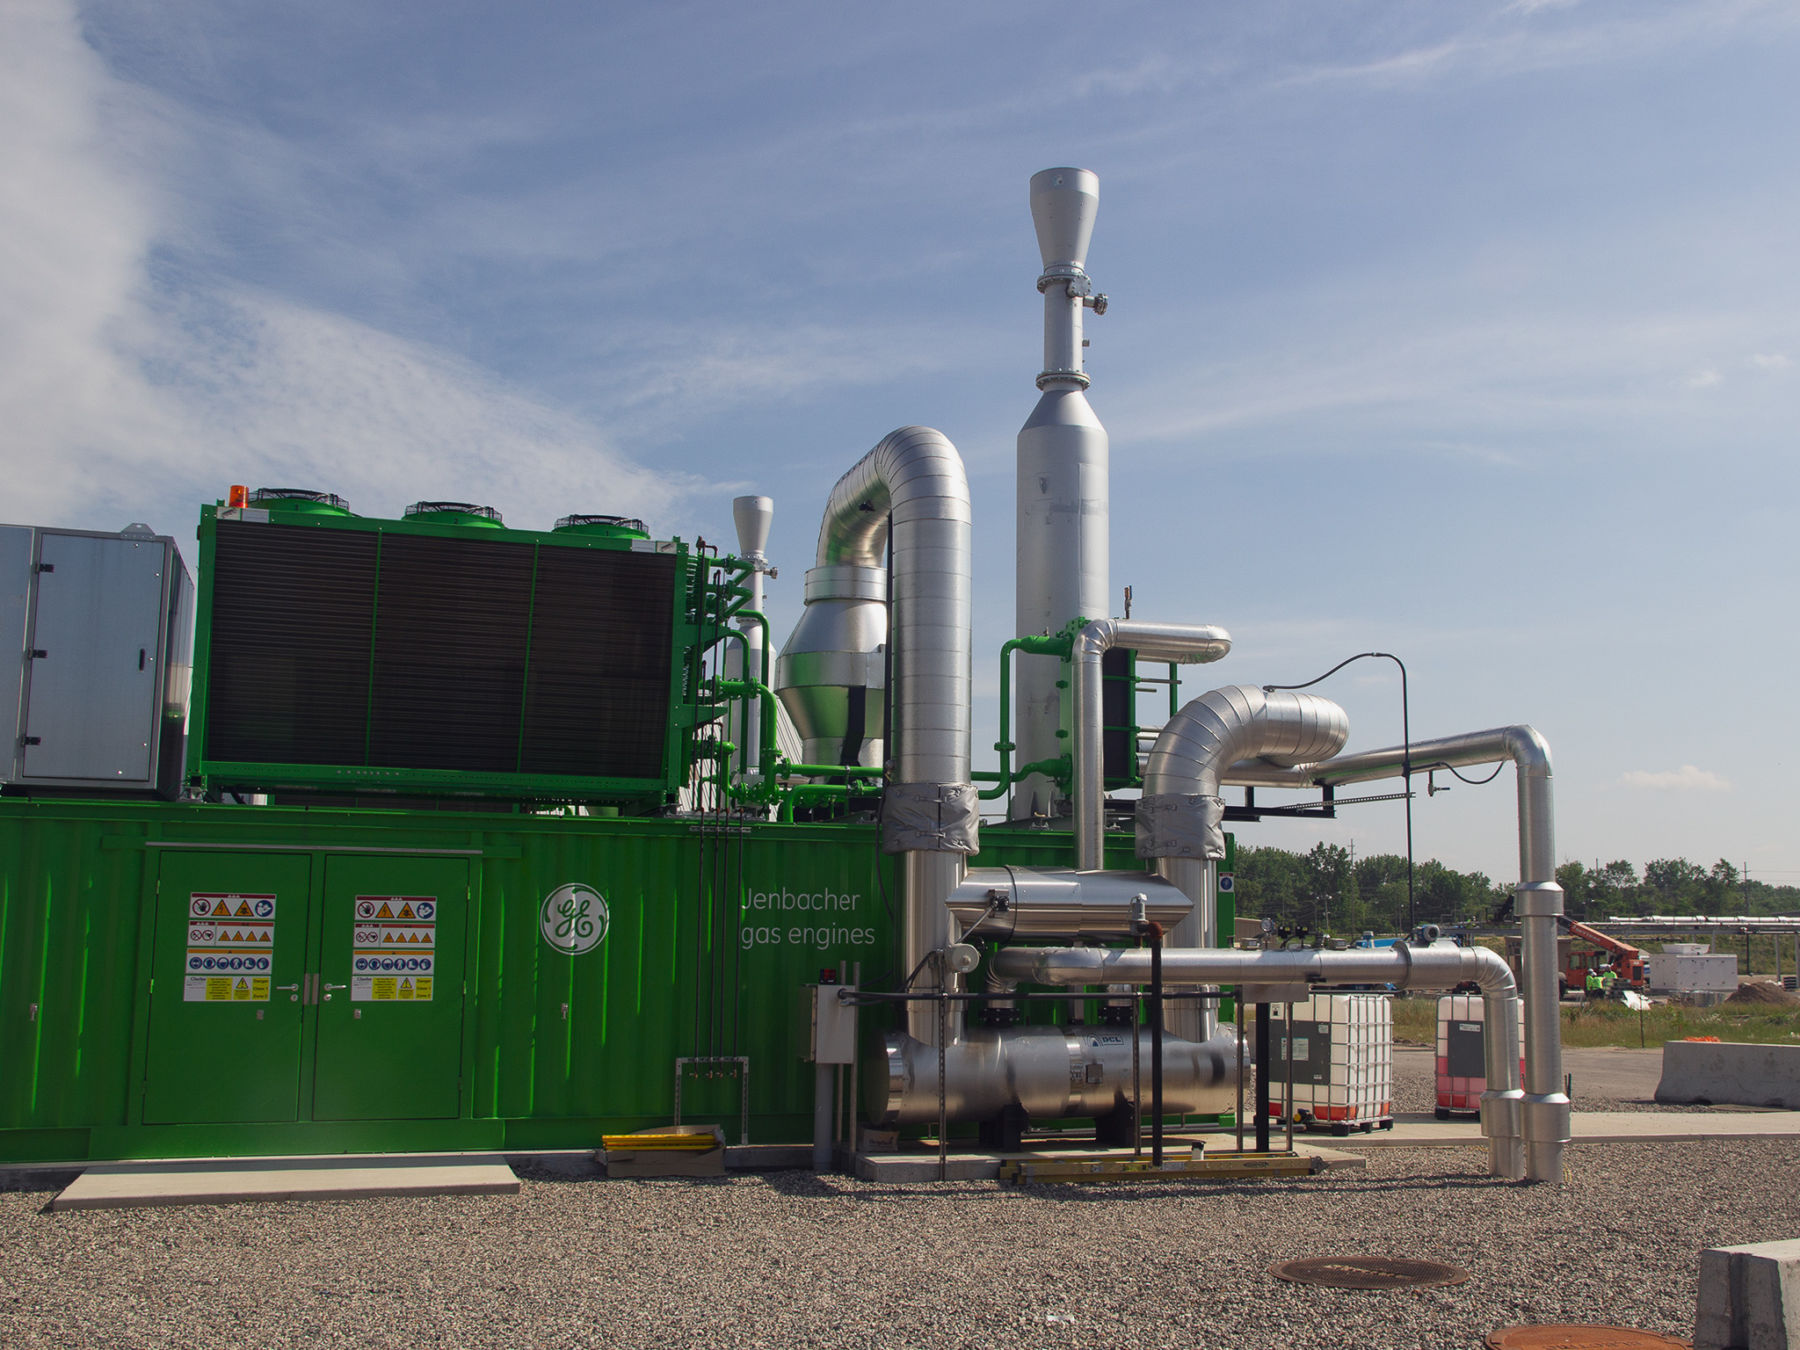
xmin=1073 ymin=621 xmax=1232 ymax=871
xmin=944 ymin=866 xmax=1190 ymax=941
xmin=993 ymin=942 xmax=1525 ymax=1179
xmin=1215 ymin=722 xmax=1567 ymax=1181
xmin=873 ymin=1023 xmax=1238 ymax=1126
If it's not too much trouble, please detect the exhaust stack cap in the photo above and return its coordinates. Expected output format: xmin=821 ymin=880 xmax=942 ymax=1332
xmin=732 ymin=495 xmax=774 ymax=562
xmin=1030 ymin=167 xmax=1100 ymax=273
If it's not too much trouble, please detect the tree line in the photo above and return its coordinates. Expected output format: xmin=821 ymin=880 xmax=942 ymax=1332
xmin=1232 ymin=845 xmax=1800 ymax=937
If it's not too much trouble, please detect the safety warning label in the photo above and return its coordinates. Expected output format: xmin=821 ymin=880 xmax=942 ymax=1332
xmin=352 ymin=895 xmax=437 ymax=1001
xmin=184 ymin=894 xmax=276 ymax=1001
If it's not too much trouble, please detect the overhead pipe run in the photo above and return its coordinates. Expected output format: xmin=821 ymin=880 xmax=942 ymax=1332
xmin=992 ymin=941 xmax=1527 ymax=1180
xmin=1071 ymin=619 xmax=1232 ymax=872
xmin=1217 ymin=724 xmax=1569 ymax=1183
xmin=1136 ymin=685 xmax=1350 ymax=1044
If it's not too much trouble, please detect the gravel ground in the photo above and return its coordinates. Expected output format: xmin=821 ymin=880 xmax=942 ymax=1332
xmin=3 ymin=1138 xmax=1797 ymax=1350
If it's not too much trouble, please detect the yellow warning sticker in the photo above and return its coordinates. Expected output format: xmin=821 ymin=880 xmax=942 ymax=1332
xmin=377 ymin=902 xmax=394 ymax=919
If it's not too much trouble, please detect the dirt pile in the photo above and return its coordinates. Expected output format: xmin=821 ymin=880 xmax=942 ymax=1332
xmin=1723 ymin=980 xmax=1800 ymax=1007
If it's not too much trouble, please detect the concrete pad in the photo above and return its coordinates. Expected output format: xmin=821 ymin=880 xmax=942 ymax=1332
xmin=1695 ymin=1238 xmax=1800 ymax=1350
xmin=853 ymin=1141 xmax=1364 ymax=1183
xmin=51 ymin=1154 xmax=520 ymax=1211
xmin=1328 ymin=1110 xmax=1800 ymax=1149
xmin=1658 ymin=1042 xmax=1800 ymax=1110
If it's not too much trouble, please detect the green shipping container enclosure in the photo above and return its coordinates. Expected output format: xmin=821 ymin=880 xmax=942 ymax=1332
xmin=0 ymin=798 xmax=1195 ymax=1164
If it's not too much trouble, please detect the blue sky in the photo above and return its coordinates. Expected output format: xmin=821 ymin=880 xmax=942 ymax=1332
xmin=4 ymin=0 xmax=1796 ymax=889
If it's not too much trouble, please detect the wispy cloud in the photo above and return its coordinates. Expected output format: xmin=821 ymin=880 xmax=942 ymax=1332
xmin=0 ymin=0 xmax=707 ymax=539
xmin=1749 ymin=352 xmax=1792 ymax=371
xmin=1277 ymin=1 xmax=1800 ymax=91
xmin=1619 ymin=765 xmax=1731 ymax=792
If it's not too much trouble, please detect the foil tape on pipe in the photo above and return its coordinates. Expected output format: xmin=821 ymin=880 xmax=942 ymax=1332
xmin=1136 ymin=792 xmax=1226 ymax=860
xmin=882 ymin=782 xmax=980 ymax=855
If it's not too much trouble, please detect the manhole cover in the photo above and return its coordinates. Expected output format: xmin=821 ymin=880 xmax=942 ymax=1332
xmin=1486 ymin=1327 xmax=1690 ymax=1349
xmin=1269 ymin=1256 xmax=1469 ymax=1289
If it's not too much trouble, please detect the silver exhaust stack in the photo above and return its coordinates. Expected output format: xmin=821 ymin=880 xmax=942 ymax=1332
xmin=1014 ymin=168 xmax=1110 ymax=819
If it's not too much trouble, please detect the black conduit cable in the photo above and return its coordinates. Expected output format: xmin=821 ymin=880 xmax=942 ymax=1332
xmin=1264 ymin=652 xmax=1414 ymax=933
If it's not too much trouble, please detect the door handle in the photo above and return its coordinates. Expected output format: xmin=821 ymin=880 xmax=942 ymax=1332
xmin=323 ymin=982 xmax=348 ymax=1002
xmin=274 ymin=983 xmax=300 ymax=1003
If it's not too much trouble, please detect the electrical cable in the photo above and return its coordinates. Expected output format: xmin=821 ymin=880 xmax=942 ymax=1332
xmin=1265 ymin=651 xmax=1414 ymax=931
xmin=1422 ymin=759 xmax=1505 ymax=787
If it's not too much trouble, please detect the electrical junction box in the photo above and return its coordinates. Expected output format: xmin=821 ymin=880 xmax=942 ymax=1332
xmin=810 ymin=984 xmax=857 ymax=1064
xmin=2 ymin=523 xmax=193 ymax=796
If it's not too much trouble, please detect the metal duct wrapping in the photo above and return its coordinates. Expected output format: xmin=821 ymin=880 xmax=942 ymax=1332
xmin=1215 ymin=723 xmax=1568 ymax=1183
xmin=788 ymin=426 xmax=973 ymax=1046
xmin=1071 ymin=620 xmax=1231 ymax=871
xmin=943 ymin=866 xmax=1192 ymax=941
xmin=1135 ymin=684 xmax=1350 ymax=1045
xmin=873 ymin=1023 xmax=1239 ymax=1126
xmin=1014 ymin=169 xmax=1109 ymax=820
xmin=992 ymin=941 xmax=1527 ymax=1179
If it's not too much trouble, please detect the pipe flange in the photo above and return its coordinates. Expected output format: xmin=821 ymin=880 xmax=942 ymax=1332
xmin=1513 ymin=882 xmax=1565 ymax=918
xmin=803 ymin=564 xmax=887 ymax=603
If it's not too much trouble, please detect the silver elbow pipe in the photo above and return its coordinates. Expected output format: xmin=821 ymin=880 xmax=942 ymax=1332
xmin=1135 ymin=685 xmax=1349 ymax=1042
xmin=991 ymin=941 xmax=1528 ymax=1179
xmin=813 ymin=427 xmax=976 ymax=1047
xmin=1071 ymin=620 xmax=1231 ymax=872
xmin=1217 ymin=723 xmax=1567 ymax=1182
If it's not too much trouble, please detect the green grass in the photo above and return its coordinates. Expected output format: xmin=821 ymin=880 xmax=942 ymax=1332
xmin=1388 ymin=992 xmax=1800 ymax=1050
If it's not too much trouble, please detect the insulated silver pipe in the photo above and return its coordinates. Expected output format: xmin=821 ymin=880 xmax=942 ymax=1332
xmin=811 ymin=427 xmax=975 ymax=1046
xmin=992 ymin=941 xmax=1527 ymax=1179
xmin=1015 ymin=168 xmax=1109 ymax=820
xmin=1137 ymin=685 xmax=1349 ymax=1042
xmin=1216 ymin=724 xmax=1567 ymax=1182
xmin=1071 ymin=620 xmax=1232 ymax=872
xmin=944 ymin=865 xmax=1192 ymax=940
xmin=874 ymin=1023 xmax=1240 ymax=1125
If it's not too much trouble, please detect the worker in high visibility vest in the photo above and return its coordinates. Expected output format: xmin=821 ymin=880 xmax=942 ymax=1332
xmin=1585 ymin=968 xmax=1605 ymax=998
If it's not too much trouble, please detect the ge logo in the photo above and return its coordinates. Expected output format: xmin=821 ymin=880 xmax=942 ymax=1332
xmin=539 ymin=884 xmax=609 ymax=956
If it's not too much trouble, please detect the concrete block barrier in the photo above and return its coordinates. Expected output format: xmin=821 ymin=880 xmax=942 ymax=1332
xmin=1695 ymin=1238 xmax=1800 ymax=1350
xmin=1656 ymin=1042 xmax=1800 ymax=1110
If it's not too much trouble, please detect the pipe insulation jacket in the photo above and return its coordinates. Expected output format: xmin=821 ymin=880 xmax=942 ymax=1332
xmin=991 ymin=942 xmax=1528 ymax=1180
xmin=810 ymin=427 xmax=974 ymax=1047
xmin=1135 ymin=685 xmax=1350 ymax=1045
xmin=1214 ymin=723 xmax=1569 ymax=1181
xmin=1070 ymin=620 xmax=1233 ymax=872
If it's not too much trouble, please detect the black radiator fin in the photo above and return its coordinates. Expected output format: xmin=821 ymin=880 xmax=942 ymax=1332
xmin=201 ymin=519 xmax=680 ymax=791
xmin=367 ymin=534 xmax=535 ymax=772
xmin=205 ymin=521 xmax=376 ymax=766
xmin=521 ymin=547 xmax=675 ymax=779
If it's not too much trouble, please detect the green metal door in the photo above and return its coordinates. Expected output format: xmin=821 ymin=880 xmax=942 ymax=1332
xmin=143 ymin=851 xmax=313 ymax=1124
xmin=310 ymin=854 xmax=468 ymax=1121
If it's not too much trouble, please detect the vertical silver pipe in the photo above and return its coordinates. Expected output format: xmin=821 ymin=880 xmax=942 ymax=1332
xmin=731 ymin=495 xmax=773 ymax=783
xmin=1070 ymin=619 xmax=1231 ymax=871
xmin=1015 ymin=168 xmax=1108 ymax=820
xmin=807 ymin=427 xmax=974 ymax=1047
xmin=1516 ymin=880 xmax=1569 ymax=1182
xmin=1217 ymin=724 xmax=1566 ymax=1181
xmin=1139 ymin=685 xmax=1350 ymax=1046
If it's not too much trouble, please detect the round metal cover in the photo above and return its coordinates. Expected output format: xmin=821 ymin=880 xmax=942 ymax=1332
xmin=1270 ymin=1256 xmax=1470 ymax=1290
xmin=1486 ymin=1327 xmax=1690 ymax=1349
